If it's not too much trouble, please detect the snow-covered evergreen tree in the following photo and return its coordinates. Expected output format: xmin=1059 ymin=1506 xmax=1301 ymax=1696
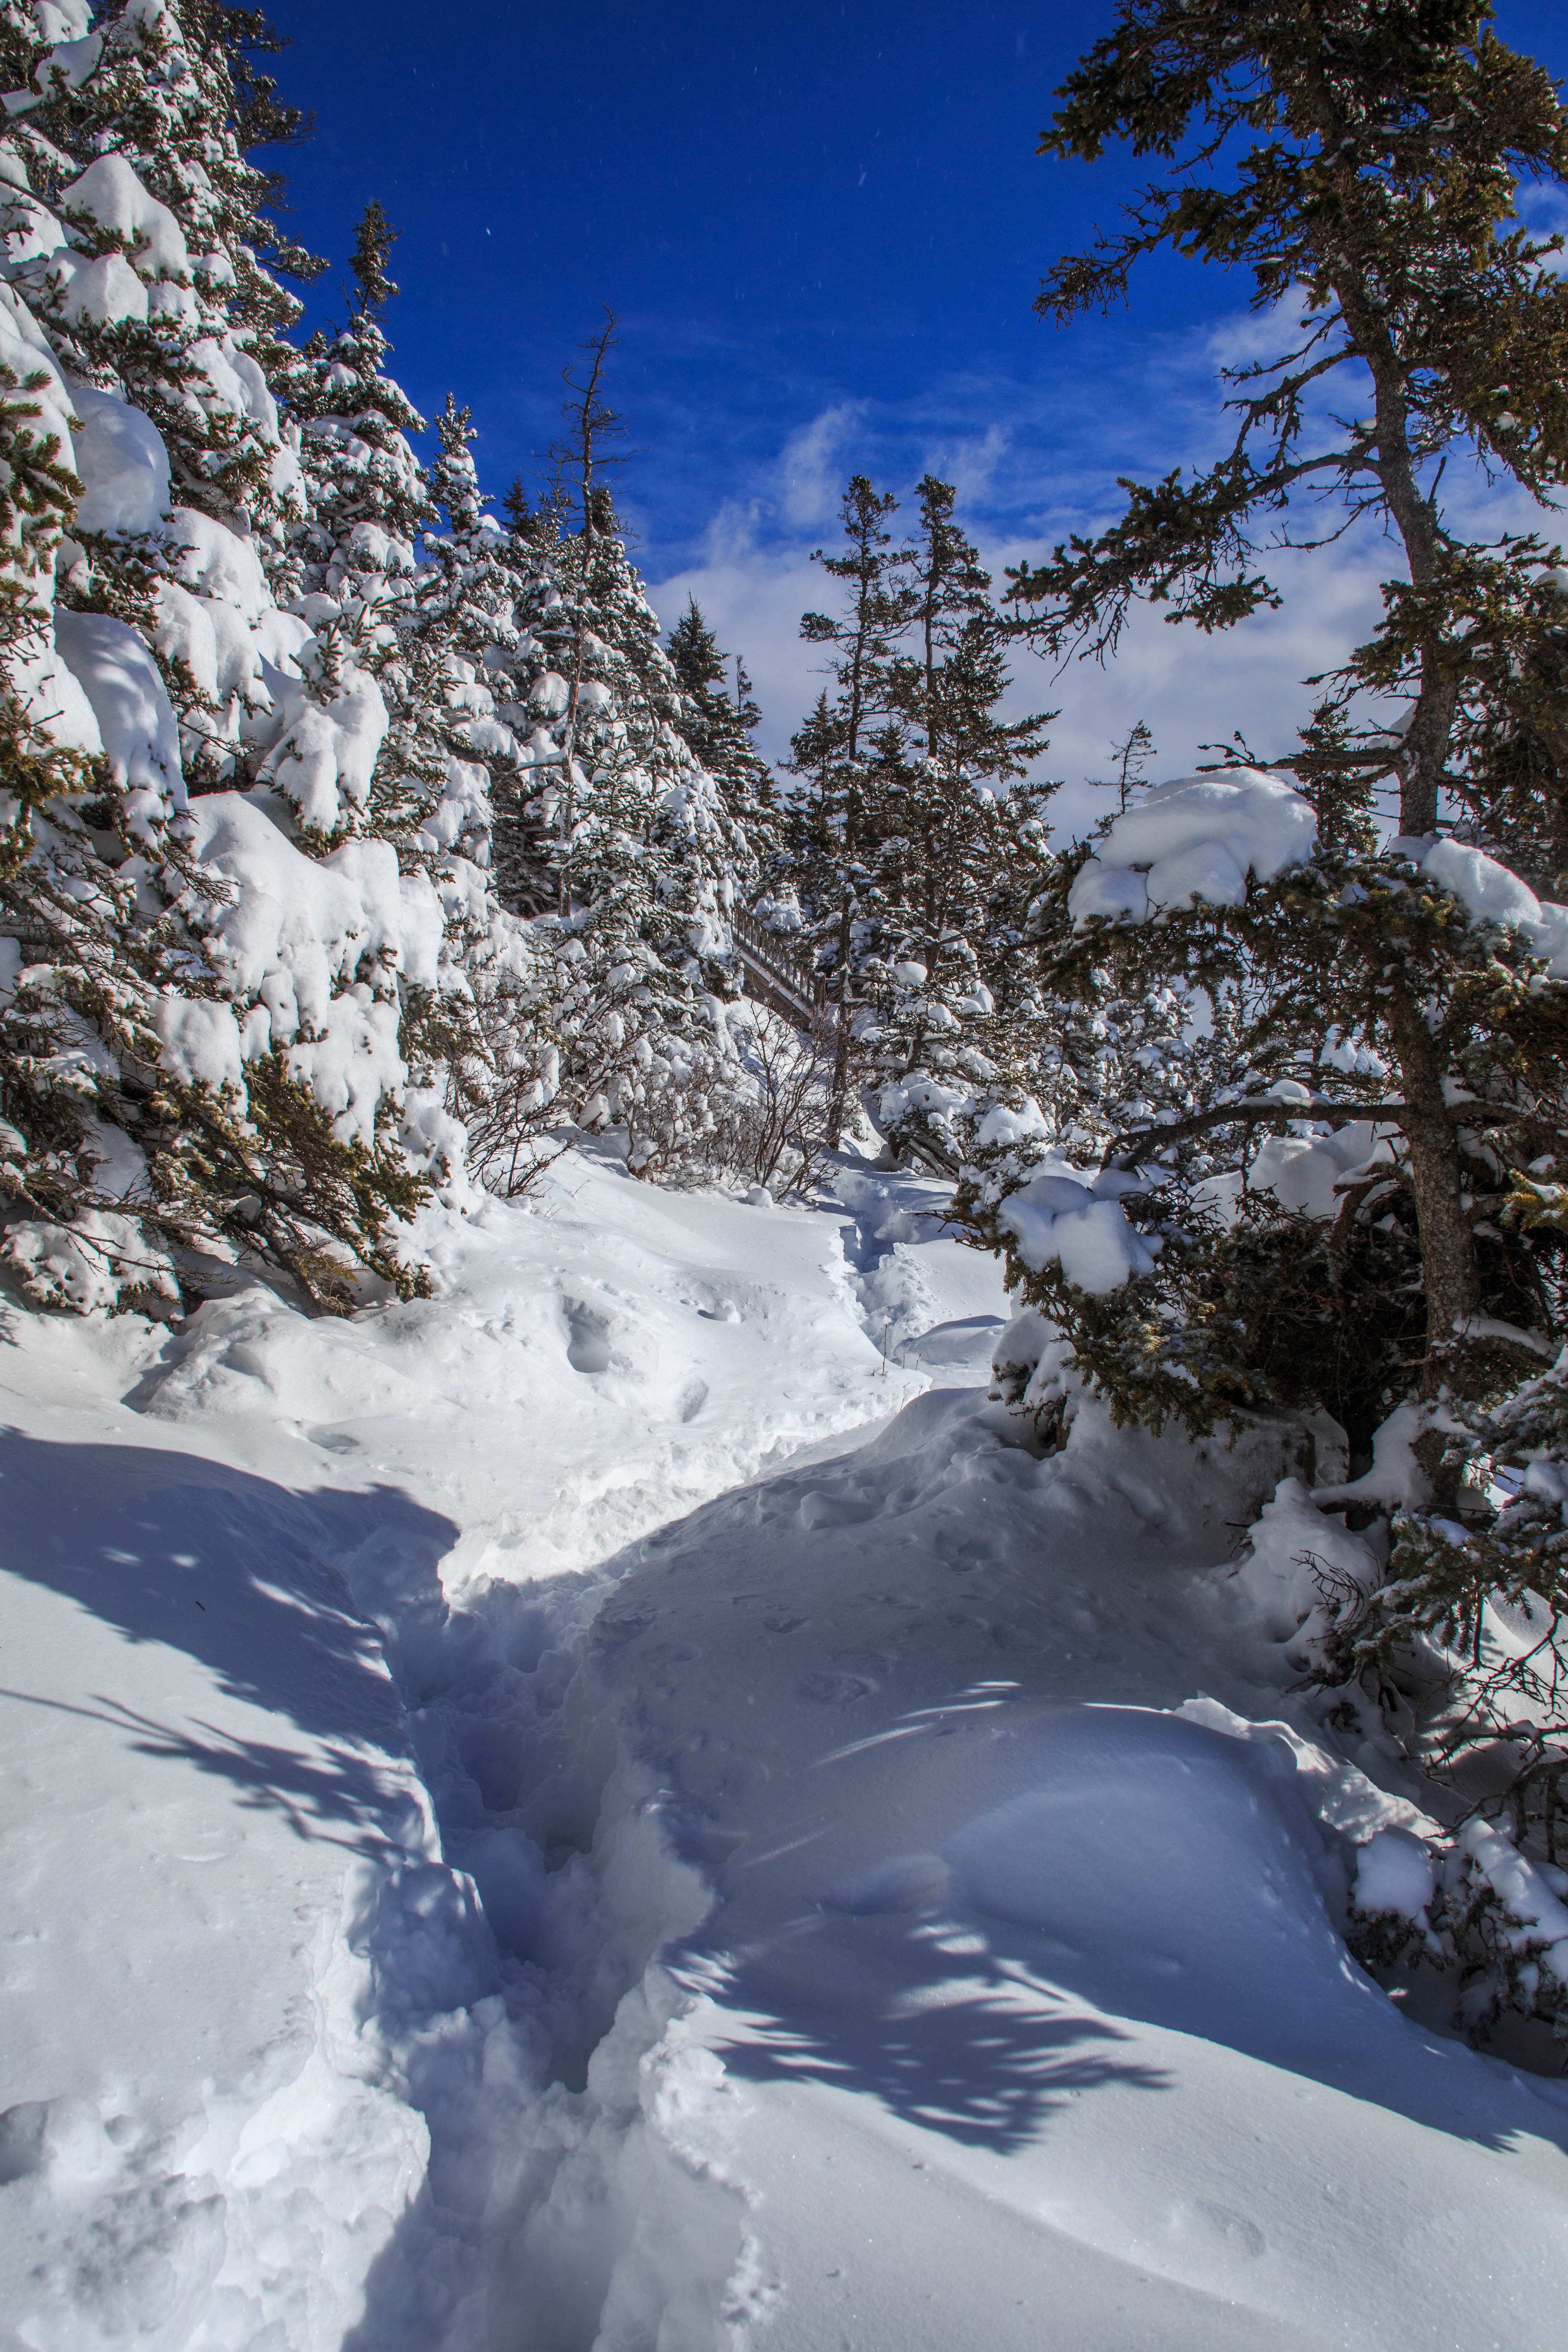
xmin=479 ymin=325 xmax=762 ymax=1158
xmin=0 ymin=0 xmax=480 ymax=1314
xmin=666 ymin=594 xmax=778 ymax=879
xmin=775 ymin=470 xmax=1058 ymax=1167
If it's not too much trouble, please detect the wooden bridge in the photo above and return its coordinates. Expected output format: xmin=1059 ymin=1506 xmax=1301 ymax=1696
xmin=730 ymin=909 xmax=827 ymax=1029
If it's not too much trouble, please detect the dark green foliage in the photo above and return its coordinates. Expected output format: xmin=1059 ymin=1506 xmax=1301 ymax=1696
xmin=956 ymin=1173 xmax=1429 ymax=1446
xmin=951 ymin=833 xmax=1568 ymax=1435
xmin=666 ymin=596 xmax=780 ymax=854
xmin=156 ymin=1050 xmax=432 ymax=1313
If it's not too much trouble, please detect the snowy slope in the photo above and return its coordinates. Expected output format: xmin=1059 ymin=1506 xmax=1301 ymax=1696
xmin=579 ymin=1392 xmax=1568 ymax=2351
xmin=0 ymin=1156 xmax=991 ymax=2346
xmin=3 ymin=1158 xmax=1568 ymax=2349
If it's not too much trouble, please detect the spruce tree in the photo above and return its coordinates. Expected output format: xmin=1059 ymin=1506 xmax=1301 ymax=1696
xmin=666 ymin=594 xmax=778 ymax=875
xmin=784 ymin=475 xmax=917 ymax=1140
xmin=0 ymin=2 xmax=476 ymax=1312
xmin=962 ymin=1 xmax=1568 ymax=1474
xmin=867 ymin=475 xmax=1054 ymax=1163
xmin=482 ymin=324 xmax=755 ymax=1156
xmin=1014 ymin=0 xmax=1568 ymax=846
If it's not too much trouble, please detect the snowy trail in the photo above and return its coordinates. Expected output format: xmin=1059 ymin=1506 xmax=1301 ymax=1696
xmin=0 ymin=1154 xmax=994 ymax=2348
xmin=5 ymin=1155 xmax=1568 ymax=2348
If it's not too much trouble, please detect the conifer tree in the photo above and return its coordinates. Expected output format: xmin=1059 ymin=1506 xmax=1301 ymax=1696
xmin=283 ymin=198 xmax=427 ymax=624
xmin=5 ymin=0 xmax=321 ymax=538
xmin=784 ymin=475 xmax=917 ymax=1140
xmin=481 ymin=321 xmax=755 ymax=1154
xmin=1011 ymin=0 xmax=1568 ymax=845
xmin=866 ymin=476 xmax=1055 ymax=1161
xmin=962 ymin=1 xmax=1568 ymax=1483
xmin=666 ymin=595 xmax=778 ymax=874
xmin=0 ymin=2 xmax=477 ymax=1312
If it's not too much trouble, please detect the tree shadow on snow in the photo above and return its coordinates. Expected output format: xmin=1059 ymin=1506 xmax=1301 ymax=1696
xmin=0 ymin=1426 xmax=461 ymax=1859
xmin=692 ymin=1916 xmax=1168 ymax=2157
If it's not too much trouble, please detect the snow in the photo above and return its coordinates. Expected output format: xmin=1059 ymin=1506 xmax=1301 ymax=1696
xmin=1458 ymin=1821 xmax=1568 ymax=1991
xmin=2 ymin=1204 xmax=178 ymax=1311
xmin=151 ymin=990 xmax=246 ymax=1093
xmin=9 ymin=632 xmax=105 ymax=755
xmin=1250 ymin=1119 xmax=1398 ymax=1219
xmin=169 ymin=507 xmax=271 ymax=625
xmin=1065 ymin=778 xmax=1568 ymax=975
xmin=52 ymin=604 xmax=184 ymax=819
xmin=1418 ymin=837 xmax=1568 ymax=977
xmin=1145 ymin=834 xmax=1249 ymax=910
xmin=257 ymin=665 xmax=389 ymax=833
xmin=168 ymin=794 xmax=444 ymax=1139
xmin=1354 ymin=1830 xmax=1437 ymax=1928
xmin=0 ymin=276 xmax=76 ymax=454
xmin=68 ymin=380 xmax=170 ymax=536
xmin=60 ymin=152 xmax=190 ymax=280
xmin=1070 ymin=769 xmax=1317 ymax=925
xmin=995 ymin=1158 xmax=1159 ymax=1293
xmin=3 ymin=1155 xmax=1568 ymax=2349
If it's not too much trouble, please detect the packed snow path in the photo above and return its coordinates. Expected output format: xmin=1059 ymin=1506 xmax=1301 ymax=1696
xmin=3 ymin=1154 xmax=1568 ymax=2349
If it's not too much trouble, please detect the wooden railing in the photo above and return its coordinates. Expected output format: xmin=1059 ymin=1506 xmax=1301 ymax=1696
xmin=730 ymin=907 xmax=826 ymax=1029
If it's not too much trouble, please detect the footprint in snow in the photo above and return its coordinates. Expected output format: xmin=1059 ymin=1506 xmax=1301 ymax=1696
xmin=798 ymin=1485 xmax=878 ymax=1530
xmin=799 ymin=1650 xmax=891 ymax=1704
xmin=562 ymin=1299 xmax=613 ymax=1375
xmin=799 ymin=1671 xmax=876 ymax=1704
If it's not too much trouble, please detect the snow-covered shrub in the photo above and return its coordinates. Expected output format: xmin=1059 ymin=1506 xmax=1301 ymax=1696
xmin=960 ymin=1152 xmax=1430 ymax=1445
xmin=3 ymin=1203 xmax=178 ymax=1312
xmin=952 ymin=790 xmax=1568 ymax=1460
xmin=1262 ymin=1348 xmax=1568 ymax=2041
xmin=1346 ymin=1815 xmax=1568 ymax=2045
xmin=452 ymin=957 xmax=565 ymax=1197
xmin=697 ymin=1005 xmax=843 ymax=1198
xmin=987 ymin=1308 xmax=1080 ymax=1450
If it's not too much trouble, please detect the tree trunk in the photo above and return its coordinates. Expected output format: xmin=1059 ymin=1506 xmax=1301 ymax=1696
xmin=1387 ymin=978 xmax=1479 ymax=1497
xmin=1311 ymin=105 xmax=1456 ymax=840
xmin=826 ymin=896 xmax=853 ymax=1150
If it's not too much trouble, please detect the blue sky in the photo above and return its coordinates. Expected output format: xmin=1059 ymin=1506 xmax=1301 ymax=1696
xmin=260 ymin=0 xmax=1568 ymax=823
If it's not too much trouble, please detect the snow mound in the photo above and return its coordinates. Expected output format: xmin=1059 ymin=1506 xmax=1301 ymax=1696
xmin=995 ymin=1157 xmax=1158 ymax=1293
xmin=1070 ymin=767 xmax=1316 ymax=924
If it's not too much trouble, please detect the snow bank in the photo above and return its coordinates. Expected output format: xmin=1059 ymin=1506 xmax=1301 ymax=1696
xmin=6 ymin=1163 xmax=1568 ymax=2350
xmin=574 ymin=1363 xmax=1568 ymax=2352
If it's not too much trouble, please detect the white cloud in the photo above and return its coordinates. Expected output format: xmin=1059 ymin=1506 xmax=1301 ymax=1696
xmin=651 ymin=514 xmax=1396 ymax=839
xmin=777 ymin=402 xmax=864 ymax=528
xmin=644 ymin=290 xmax=1562 ymax=845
